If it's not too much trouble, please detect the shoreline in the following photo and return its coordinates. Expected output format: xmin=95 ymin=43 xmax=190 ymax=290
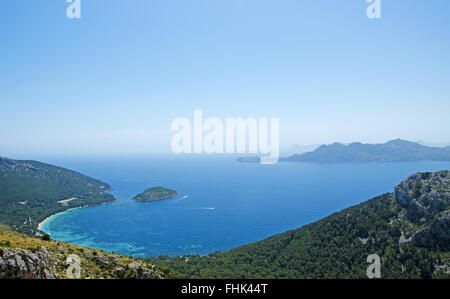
xmin=37 ymin=207 xmax=81 ymax=233
xmin=37 ymin=199 xmax=116 ymax=234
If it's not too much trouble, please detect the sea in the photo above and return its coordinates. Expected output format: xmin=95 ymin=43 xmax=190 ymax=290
xmin=38 ymin=155 xmax=450 ymax=258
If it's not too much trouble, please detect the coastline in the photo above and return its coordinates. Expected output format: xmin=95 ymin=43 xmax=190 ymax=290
xmin=37 ymin=198 xmax=116 ymax=234
xmin=37 ymin=207 xmax=81 ymax=233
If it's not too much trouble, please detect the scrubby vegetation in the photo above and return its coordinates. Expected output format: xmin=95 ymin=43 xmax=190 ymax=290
xmin=0 ymin=227 xmax=181 ymax=279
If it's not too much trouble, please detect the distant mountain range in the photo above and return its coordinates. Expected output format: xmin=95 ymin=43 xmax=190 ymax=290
xmin=279 ymin=144 xmax=321 ymax=157
xmin=238 ymin=139 xmax=450 ymax=163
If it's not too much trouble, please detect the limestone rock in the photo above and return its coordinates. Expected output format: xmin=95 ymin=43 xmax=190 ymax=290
xmin=0 ymin=247 xmax=58 ymax=279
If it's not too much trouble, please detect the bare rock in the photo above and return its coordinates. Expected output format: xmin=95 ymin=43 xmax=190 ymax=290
xmin=0 ymin=247 xmax=58 ymax=279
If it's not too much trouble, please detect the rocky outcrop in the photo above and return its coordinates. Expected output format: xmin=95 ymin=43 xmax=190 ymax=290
xmin=412 ymin=216 xmax=450 ymax=249
xmin=395 ymin=171 xmax=449 ymax=221
xmin=394 ymin=170 xmax=449 ymax=249
xmin=127 ymin=262 xmax=163 ymax=279
xmin=0 ymin=247 xmax=58 ymax=279
xmin=0 ymin=243 xmax=166 ymax=279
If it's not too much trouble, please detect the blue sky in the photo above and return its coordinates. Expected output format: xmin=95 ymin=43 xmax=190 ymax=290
xmin=1 ymin=0 xmax=449 ymax=156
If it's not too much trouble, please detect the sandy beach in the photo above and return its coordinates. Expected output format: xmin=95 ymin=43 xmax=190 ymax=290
xmin=37 ymin=207 xmax=80 ymax=232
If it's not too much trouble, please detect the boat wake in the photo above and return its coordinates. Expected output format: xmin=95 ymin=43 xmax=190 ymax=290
xmin=170 ymin=195 xmax=189 ymax=205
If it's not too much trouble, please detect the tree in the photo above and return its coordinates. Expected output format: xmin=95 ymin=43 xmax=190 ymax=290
xmin=41 ymin=234 xmax=51 ymax=241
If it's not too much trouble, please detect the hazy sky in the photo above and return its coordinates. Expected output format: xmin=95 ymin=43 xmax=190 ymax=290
xmin=1 ymin=0 xmax=449 ymax=156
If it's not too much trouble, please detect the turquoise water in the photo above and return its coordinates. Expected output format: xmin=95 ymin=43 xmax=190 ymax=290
xmin=40 ymin=156 xmax=450 ymax=258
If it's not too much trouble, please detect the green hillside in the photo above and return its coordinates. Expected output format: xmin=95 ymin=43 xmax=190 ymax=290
xmin=153 ymin=170 xmax=450 ymax=279
xmin=0 ymin=157 xmax=115 ymax=235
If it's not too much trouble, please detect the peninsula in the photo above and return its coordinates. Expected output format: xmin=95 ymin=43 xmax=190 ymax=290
xmin=238 ymin=139 xmax=450 ymax=163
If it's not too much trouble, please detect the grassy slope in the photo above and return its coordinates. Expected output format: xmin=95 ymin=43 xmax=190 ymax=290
xmin=0 ymin=225 xmax=180 ymax=279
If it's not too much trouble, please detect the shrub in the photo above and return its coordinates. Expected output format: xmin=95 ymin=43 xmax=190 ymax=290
xmin=41 ymin=234 xmax=51 ymax=241
xmin=0 ymin=241 xmax=10 ymax=247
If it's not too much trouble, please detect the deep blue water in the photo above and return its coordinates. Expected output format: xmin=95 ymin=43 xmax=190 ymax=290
xmin=39 ymin=156 xmax=450 ymax=258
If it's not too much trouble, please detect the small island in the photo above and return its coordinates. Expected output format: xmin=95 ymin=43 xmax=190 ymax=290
xmin=236 ymin=156 xmax=261 ymax=163
xmin=132 ymin=186 xmax=178 ymax=202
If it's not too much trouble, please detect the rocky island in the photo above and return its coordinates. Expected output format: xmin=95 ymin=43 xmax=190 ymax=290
xmin=132 ymin=186 xmax=178 ymax=202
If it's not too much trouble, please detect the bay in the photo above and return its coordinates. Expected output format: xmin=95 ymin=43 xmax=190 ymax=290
xmin=39 ymin=155 xmax=450 ymax=258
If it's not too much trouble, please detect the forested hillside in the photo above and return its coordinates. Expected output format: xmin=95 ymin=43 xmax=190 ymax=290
xmin=0 ymin=157 xmax=115 ymax=235
xmin=153 ymin=171 xmax=450 ymax=279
